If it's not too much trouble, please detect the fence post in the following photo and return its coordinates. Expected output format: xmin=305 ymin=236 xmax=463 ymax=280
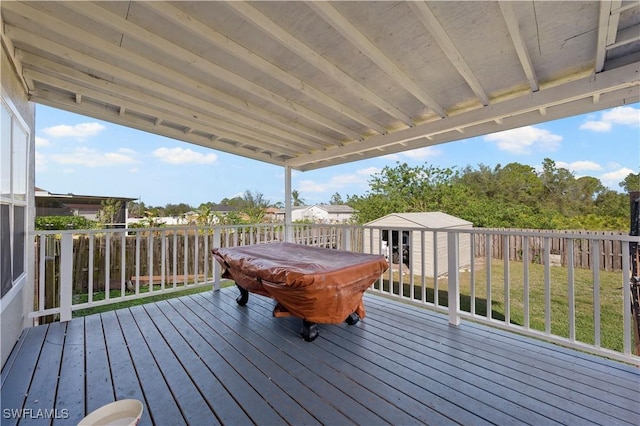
xmin=212 ymin=227 xmax=221 ymax=291
xmin=447 ymin=232 xmax=460 ymax=326
xmin=59 ymin=233 xmax=73 ymax=322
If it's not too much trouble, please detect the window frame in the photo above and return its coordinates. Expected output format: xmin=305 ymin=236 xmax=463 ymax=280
xmin=1 ymin=96 xmax=30 ymax=300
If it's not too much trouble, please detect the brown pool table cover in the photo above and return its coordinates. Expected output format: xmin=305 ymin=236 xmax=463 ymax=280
xmin=212 ymin=242 xmax=389 ymax=323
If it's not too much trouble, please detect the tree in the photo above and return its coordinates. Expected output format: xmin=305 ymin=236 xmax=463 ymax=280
xmin=97 ymin=199 xmax=122 ymax=226
xmin=329 ymin=192 xmax=343 ymax=205
xmin=494 ymin=162 xmax=543 ymax=205
xmin=191 ymin=205 xmax=215 ymax=226
xmin=165 ymin=203 xmax=192 ymax=217
xmin=619 ymin=171 xmax=640 ymax=192
xmin=539 ymin=158 xmax=577 ymax=214
xmin=456 ymin=164 xmax=499 ymax=199
xmin=291 ymin=190 xmax=305 ymax=206
xmin=241 ymin=190 xmax=270 ymax=223
xmin=128 ymin=200 xmax=146 ymax=218
xmin=348 ymin=162 xmax=460 ymax=223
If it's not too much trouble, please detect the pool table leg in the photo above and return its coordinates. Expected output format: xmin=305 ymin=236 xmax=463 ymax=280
xmin=345 ymin=312 xmax=360 ymax=325
xmin=236 ymin=285 xmax=249 ymax=306
xmin=300 ymin=320 xmax=319 ymax=342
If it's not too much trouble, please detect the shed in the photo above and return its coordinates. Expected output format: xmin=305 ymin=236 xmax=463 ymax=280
xmin=364 ymin=212 xmax=473 ymax=277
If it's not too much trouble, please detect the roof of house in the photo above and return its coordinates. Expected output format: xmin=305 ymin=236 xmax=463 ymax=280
xmin=273 ymin=204 xmax=355 ymax=214
xmin=312 ymin=204 xmax=355 ymax=213
xmin=35 ymin=188 xmax=137 ymax=203
xmin=365 ymin=212 xmax=473 ymax=228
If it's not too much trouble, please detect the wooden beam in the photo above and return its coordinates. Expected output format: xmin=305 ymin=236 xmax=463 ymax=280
xmin=59 ymin=1 xmax=361 ymax=141
xmin=595 ymin=1 xmax=613 ymax=73
xmin=22 ymin=66 xmax=304 ymax=157
xmin=288 ymin=62 xmax=640 ymax=168
xmin=225 ymin=1 xmax=413 ymax=125
xmin=309 ymin=1 xmax=448 ymax=117
xmin=31 ymin=92 xmax=291 ymax=167
xmin=606 ymin=24 xmax=640 ymax=50
xmin=0 ymin=12 xmax=30 ymax=92
xmin=409 ymin=1 xmax=490 ymax=105
xmin=499 ymin=1 xmax=539 ymax=92
xmin=2 ymin=2 xmax=333 ymax=149
xmin=10 ymin=30 xmax=333 ymax=155
xmin=143 ymin=2 xmax=387 ymax=135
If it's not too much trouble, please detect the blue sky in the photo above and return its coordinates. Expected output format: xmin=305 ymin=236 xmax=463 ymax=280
xmin=35 ymin=103 xmax=639 ymax=207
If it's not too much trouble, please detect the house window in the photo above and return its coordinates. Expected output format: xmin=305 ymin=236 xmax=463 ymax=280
xmin=1 ymin=99 xmax=29 ymax=298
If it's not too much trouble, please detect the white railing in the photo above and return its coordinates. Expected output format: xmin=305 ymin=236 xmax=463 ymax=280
xmin=32 ymin=223 xmax=639 ymax=365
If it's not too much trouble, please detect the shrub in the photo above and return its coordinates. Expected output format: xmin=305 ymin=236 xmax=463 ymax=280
xmin=35 ymin=216 xmax=97 ymax=230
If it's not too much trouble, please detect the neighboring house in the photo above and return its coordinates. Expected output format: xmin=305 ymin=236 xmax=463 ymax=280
xmin=127 ymin=205 xmax=240 ymax=226
xmin=270 ymin=205 xmax=355 ymax=223
xmin=35 ymin=187 xmax=135 ymax=225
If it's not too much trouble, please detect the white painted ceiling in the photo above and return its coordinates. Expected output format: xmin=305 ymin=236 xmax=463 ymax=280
xmin=2 ymin=1 xmax=639 ymax=171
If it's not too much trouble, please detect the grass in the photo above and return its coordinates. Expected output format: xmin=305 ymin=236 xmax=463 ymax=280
xmin=71 ymin=279 xmax=235 ymax=317
xmin=377 ymin=259 xmax=629 ymax=353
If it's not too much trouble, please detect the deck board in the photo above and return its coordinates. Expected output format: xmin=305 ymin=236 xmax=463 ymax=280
xmin=100 ymin=311 xmax=150 ymax=426
xmin=201 ymin=292 xmax=420 ymax=425
xmin=2 ymin=287 xmax=639 ymax=426
xmin=20 ymin=322 xmax=66 ymax=426
xmin=53 ymin=318 xmax=85 ymax=426
xmin=1 ymin=325 xmax=48 ymax=426
xmin=116 ymin=308 xmax=186 ymax=426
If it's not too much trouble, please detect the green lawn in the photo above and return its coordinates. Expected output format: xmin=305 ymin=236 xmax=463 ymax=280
xmin=379 ymin=259 xmax=629 ymax=353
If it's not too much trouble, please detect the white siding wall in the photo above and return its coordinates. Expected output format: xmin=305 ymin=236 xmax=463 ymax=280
xmin=364 ymin=214 xmax=472 ymax=277
xmin=1 ymin=45 xmax=36 ymax=369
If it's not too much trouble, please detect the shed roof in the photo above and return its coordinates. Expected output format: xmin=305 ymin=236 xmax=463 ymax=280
xmin=365 ymin=212 xmax=473 ymax=229
xmin=311 ymin=205 xmax=355 ymax=214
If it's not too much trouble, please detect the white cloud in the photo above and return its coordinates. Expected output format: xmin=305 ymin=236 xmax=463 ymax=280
xmin=50 ymin=147 xmax=138 ymax=167
xmin=602 ymin=106 xmax=640 ymax=126
xmin=357 ymin=167 xmax=380 ymax=176
xmin=600 ymin=167 xmax=634 ymax=188
xmin=35 ymin=136 xmax=50 ymax=147
xmin=298 ymin=167 xmax=375 ymax=194
xmin=35 ymin=151 xmax=47 ymax=172
xmin=298 ymin=179 xmax=327 ymax=193
xmin=153 ymin=147 xmax=217 ymax=164
xmin=555 ymin=160 xmax=602 ymax=172
xmin=580 ymin=106 xmax=640 ymax=132
xmin=579 ymin=120 xmax=611 ymax=132
xmin=401 ymin=146 xmax=442 ymax=160
xmin=484 ymin=126 xmax=562 ymax=154
xmin=381 ymin=146 xmax=442 ymax=161
xmin=43 ymin=122 xmax=106 ymax=140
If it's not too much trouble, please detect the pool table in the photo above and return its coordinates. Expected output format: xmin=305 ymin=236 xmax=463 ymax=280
xmin=212 ymin=242 xmax=388 ymax=341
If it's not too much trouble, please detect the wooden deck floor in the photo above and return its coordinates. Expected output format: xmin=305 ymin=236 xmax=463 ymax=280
xmin=2 ymin=287 xmax=639 ymax=425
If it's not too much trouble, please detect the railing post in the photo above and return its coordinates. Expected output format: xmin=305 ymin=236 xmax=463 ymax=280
xmin=212 ymin=227 xmax=221 ymax=291
xmin=344 ymin=227 xmax=351 ymax=251
xmin=447 ymin=232 xmax=460 ymax=326
xmin=59 ymin=232 xmax=73 ymax=322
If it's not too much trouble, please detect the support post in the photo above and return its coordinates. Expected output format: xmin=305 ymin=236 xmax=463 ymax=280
xmin=447 ymin=232 xmax=460 ymax=326
xmin=59 ymin=232 xmax=73 ymax=322
xmin=284 ymin=165 xmax=293 ymax=243
xmin=629 ymin=191 xmax=640 ymax=355
xmin=212 ymin=227 xmax=221 ymax=291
